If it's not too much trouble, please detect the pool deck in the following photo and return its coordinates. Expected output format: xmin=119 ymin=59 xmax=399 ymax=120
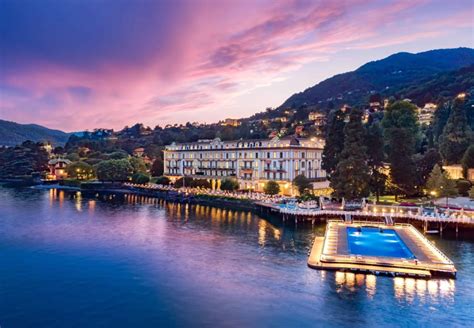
xmin=308 ymin=221 xmax=456 ymax=278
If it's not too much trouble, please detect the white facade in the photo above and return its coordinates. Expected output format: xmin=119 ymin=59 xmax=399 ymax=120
xmin=163 ymin=136 xmax=328 ymax=195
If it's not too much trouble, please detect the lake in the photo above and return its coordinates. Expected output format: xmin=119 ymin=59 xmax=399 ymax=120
xmin=0 ymin=188 xmax=473 ymax=327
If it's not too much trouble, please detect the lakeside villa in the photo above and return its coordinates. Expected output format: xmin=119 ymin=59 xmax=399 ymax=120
xmin=163 ymin=136 xmax=329 ymax=195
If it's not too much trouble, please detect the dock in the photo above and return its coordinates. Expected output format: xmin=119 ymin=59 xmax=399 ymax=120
xmin=255 ymin=201 xmax=474 ymax=237
xmin=307 ymin=221 xmax=457 ymax=278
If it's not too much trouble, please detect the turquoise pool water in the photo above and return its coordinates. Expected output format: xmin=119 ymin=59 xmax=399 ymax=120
xmin=347 ymin=227 xmax=415 ymax=259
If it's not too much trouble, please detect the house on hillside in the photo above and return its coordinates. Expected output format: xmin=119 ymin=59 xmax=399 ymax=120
xmin=418 ymin=103 xmax=437 ymax=125
xmin=221 ymin=118 xmax=241 ymax=127
xmin=308 ymin=112 xmax=326 ymax=126
xmin=443 ymin=165 xmax=474 ymax=182
xmin=47 ymin=158 xmax=72 ymax=180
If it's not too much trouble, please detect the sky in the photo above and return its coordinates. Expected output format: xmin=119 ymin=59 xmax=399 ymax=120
xmin=0 ymin=0 xmax=473 ymax=132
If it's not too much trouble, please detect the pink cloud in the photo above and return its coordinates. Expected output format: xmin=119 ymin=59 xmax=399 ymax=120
xmin=0 ymin=0 xmax=471 ymax=131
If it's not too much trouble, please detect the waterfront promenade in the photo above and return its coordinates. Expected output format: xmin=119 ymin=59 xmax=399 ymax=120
xmin=124 ymin=183 xmax=474 ymax=233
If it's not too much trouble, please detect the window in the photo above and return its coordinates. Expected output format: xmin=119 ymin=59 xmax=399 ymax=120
xmin=302 ymin=152 xmax=305 ymax=159
xmin=267 ymin=152 xmax=270 ymax=159
xmin=255 ymin=152 xmax=259 ymax=159
xmin=280 ymin=152 xmax=283 ymax=158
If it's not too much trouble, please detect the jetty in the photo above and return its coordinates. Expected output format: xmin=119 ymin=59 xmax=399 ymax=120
xmin=255 ymin=201 xmax=474 ymax=236
xmin=307 ymin=221 xmax=457 ymax=278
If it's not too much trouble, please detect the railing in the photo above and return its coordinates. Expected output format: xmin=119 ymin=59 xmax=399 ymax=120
xmin=320 ymin=221 xmax=455 ymax=270
xmin=278 ymin=207 xmax=474 ymax=224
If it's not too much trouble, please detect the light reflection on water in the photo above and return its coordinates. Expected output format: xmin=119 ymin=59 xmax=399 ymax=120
xmin=0 ymin=188 xmax=472 ymax=327
xmin=48 ymin=190 xmax=459 ymax=303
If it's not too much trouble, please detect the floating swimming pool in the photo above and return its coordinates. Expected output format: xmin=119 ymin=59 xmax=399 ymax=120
xmin=346 ymin=227 xmax=415 ymax=259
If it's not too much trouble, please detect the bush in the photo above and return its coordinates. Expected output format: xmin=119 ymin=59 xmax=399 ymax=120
xmin=264 ymin=181 xmax=280 ymax=195
xmin=298 ymin=193 xmax=318 ymax=202
xmin=174 ymin=177 xmax=211 ymax=188
xmin=154 ymin=176 xmax=170 ymax=185
xmin=220 ymin=178 xmax=239 ymax=191
xmin=470 ymin=186 xmax=474 ymax=199
xmin=191 ymin=178 xmax=212 ymax=189
xmin=174 ymin=177 xmax=194 ymax=188
xmin=456 ymin=179 xmax=472 ymax=196
xmin=132 ymin=172 xmax=150 ymax=184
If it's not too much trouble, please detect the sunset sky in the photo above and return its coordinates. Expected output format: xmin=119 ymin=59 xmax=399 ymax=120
xmin=0 ymin=0 xmax=472 ymax=131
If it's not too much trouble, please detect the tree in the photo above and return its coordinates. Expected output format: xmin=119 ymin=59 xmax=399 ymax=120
xmin=108 ymin=151 xmax=129 ymax=159
xmin=426 ymin=164 xmax=458 ymax=200
xmin=95 ymin=159 xmax=133 ymax=182
xmin=264 ymin=181 xmax=280 ymax=195
xmin=456 ymin=180 xmax=472 ymax=196
xmin=469 ymin=186 xmax=474 ymax=199
xmin=293 ymin=174 xmax=312 ymax=195
xmin=432 ymin=101 xmax=451 ymax=142
xmin=382 ymin=101 xmax=419 ymax=197
xmin=66 ymin=161 xmax=95 ymax=180
xmin=53 ymin=146 xmax=65 ymax=155
xmin=366 ymin=121 xmax=386 ymax=201
xmin=220 ymin=178 xmax=239 ymax=191
xmin=0 ymin=141 xmax=49 ymax=177
xmin=330 ymin=108 xmax=370 ymax=200
xmin=129 ymin=157 xmax=147 ymax=174
xmin=132 ymin=172 xmax=150 ymax=184
xmin=321 ymin=108 xmax=346 ymax=177
xmin=154 ymin=176 xmax=170 ymax=185
xmin=151 ymin=158 xmax=164 ymax=177
xmin=439 ymin=97 xmax=472 ymax=164
xmin=461 ymin=145 xmax=474 ymax=178
xmin=65 ymin=153 xmax=80 ymax=162
xmin=414 ymin=148 xmax=442 ymax=187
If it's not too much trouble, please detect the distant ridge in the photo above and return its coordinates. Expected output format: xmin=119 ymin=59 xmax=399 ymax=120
xmin=279 ymin=47 xmax=474 ymax=110
xmin=0 ymin=119 xmax=70 ymax=146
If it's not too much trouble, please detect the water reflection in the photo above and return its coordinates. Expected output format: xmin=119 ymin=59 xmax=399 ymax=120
xmin=334 ymin=271 xmax=455 ymax=303
xmin=48 ymin=190 xmax=289 ymax=249
xmin=394 ymin=276 xmax=455 ymax=303
xmin=47 ymin=189 xmax=458 ymax=307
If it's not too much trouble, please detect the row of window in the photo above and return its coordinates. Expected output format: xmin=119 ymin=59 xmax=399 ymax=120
xmin=167 ymin=159 xmax=321 ymax=170
xmin=166 ymin=151 xmax=321 ymax=160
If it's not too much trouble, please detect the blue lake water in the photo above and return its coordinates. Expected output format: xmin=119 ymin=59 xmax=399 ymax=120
xmin=0 ymin=187 xmax=473 ymax=327
xmin=347 ymin=227 xmax=415 ymax=259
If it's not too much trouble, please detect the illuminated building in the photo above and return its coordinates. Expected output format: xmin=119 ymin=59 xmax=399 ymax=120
xmin=47 ymin=157 xmax=72 ymax=180
xmin=163 ymin=136 xmax=328 ymax=195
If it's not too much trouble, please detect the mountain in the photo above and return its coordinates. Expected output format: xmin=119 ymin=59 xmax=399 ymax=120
xmin=0 ymin=120 xmax=70 ymax=147
xmin=396 ymin=64 xmax=474 ymax=105
xmin=280 ymin=47 xmax=474 ymax=110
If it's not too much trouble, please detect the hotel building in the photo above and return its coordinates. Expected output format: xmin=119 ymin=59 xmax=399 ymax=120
xmin=163 ymin=136 xmax=329 ymax=195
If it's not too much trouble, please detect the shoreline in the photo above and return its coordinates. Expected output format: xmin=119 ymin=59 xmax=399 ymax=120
xmin=26 ymin=183 xmax=474 ymax=238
